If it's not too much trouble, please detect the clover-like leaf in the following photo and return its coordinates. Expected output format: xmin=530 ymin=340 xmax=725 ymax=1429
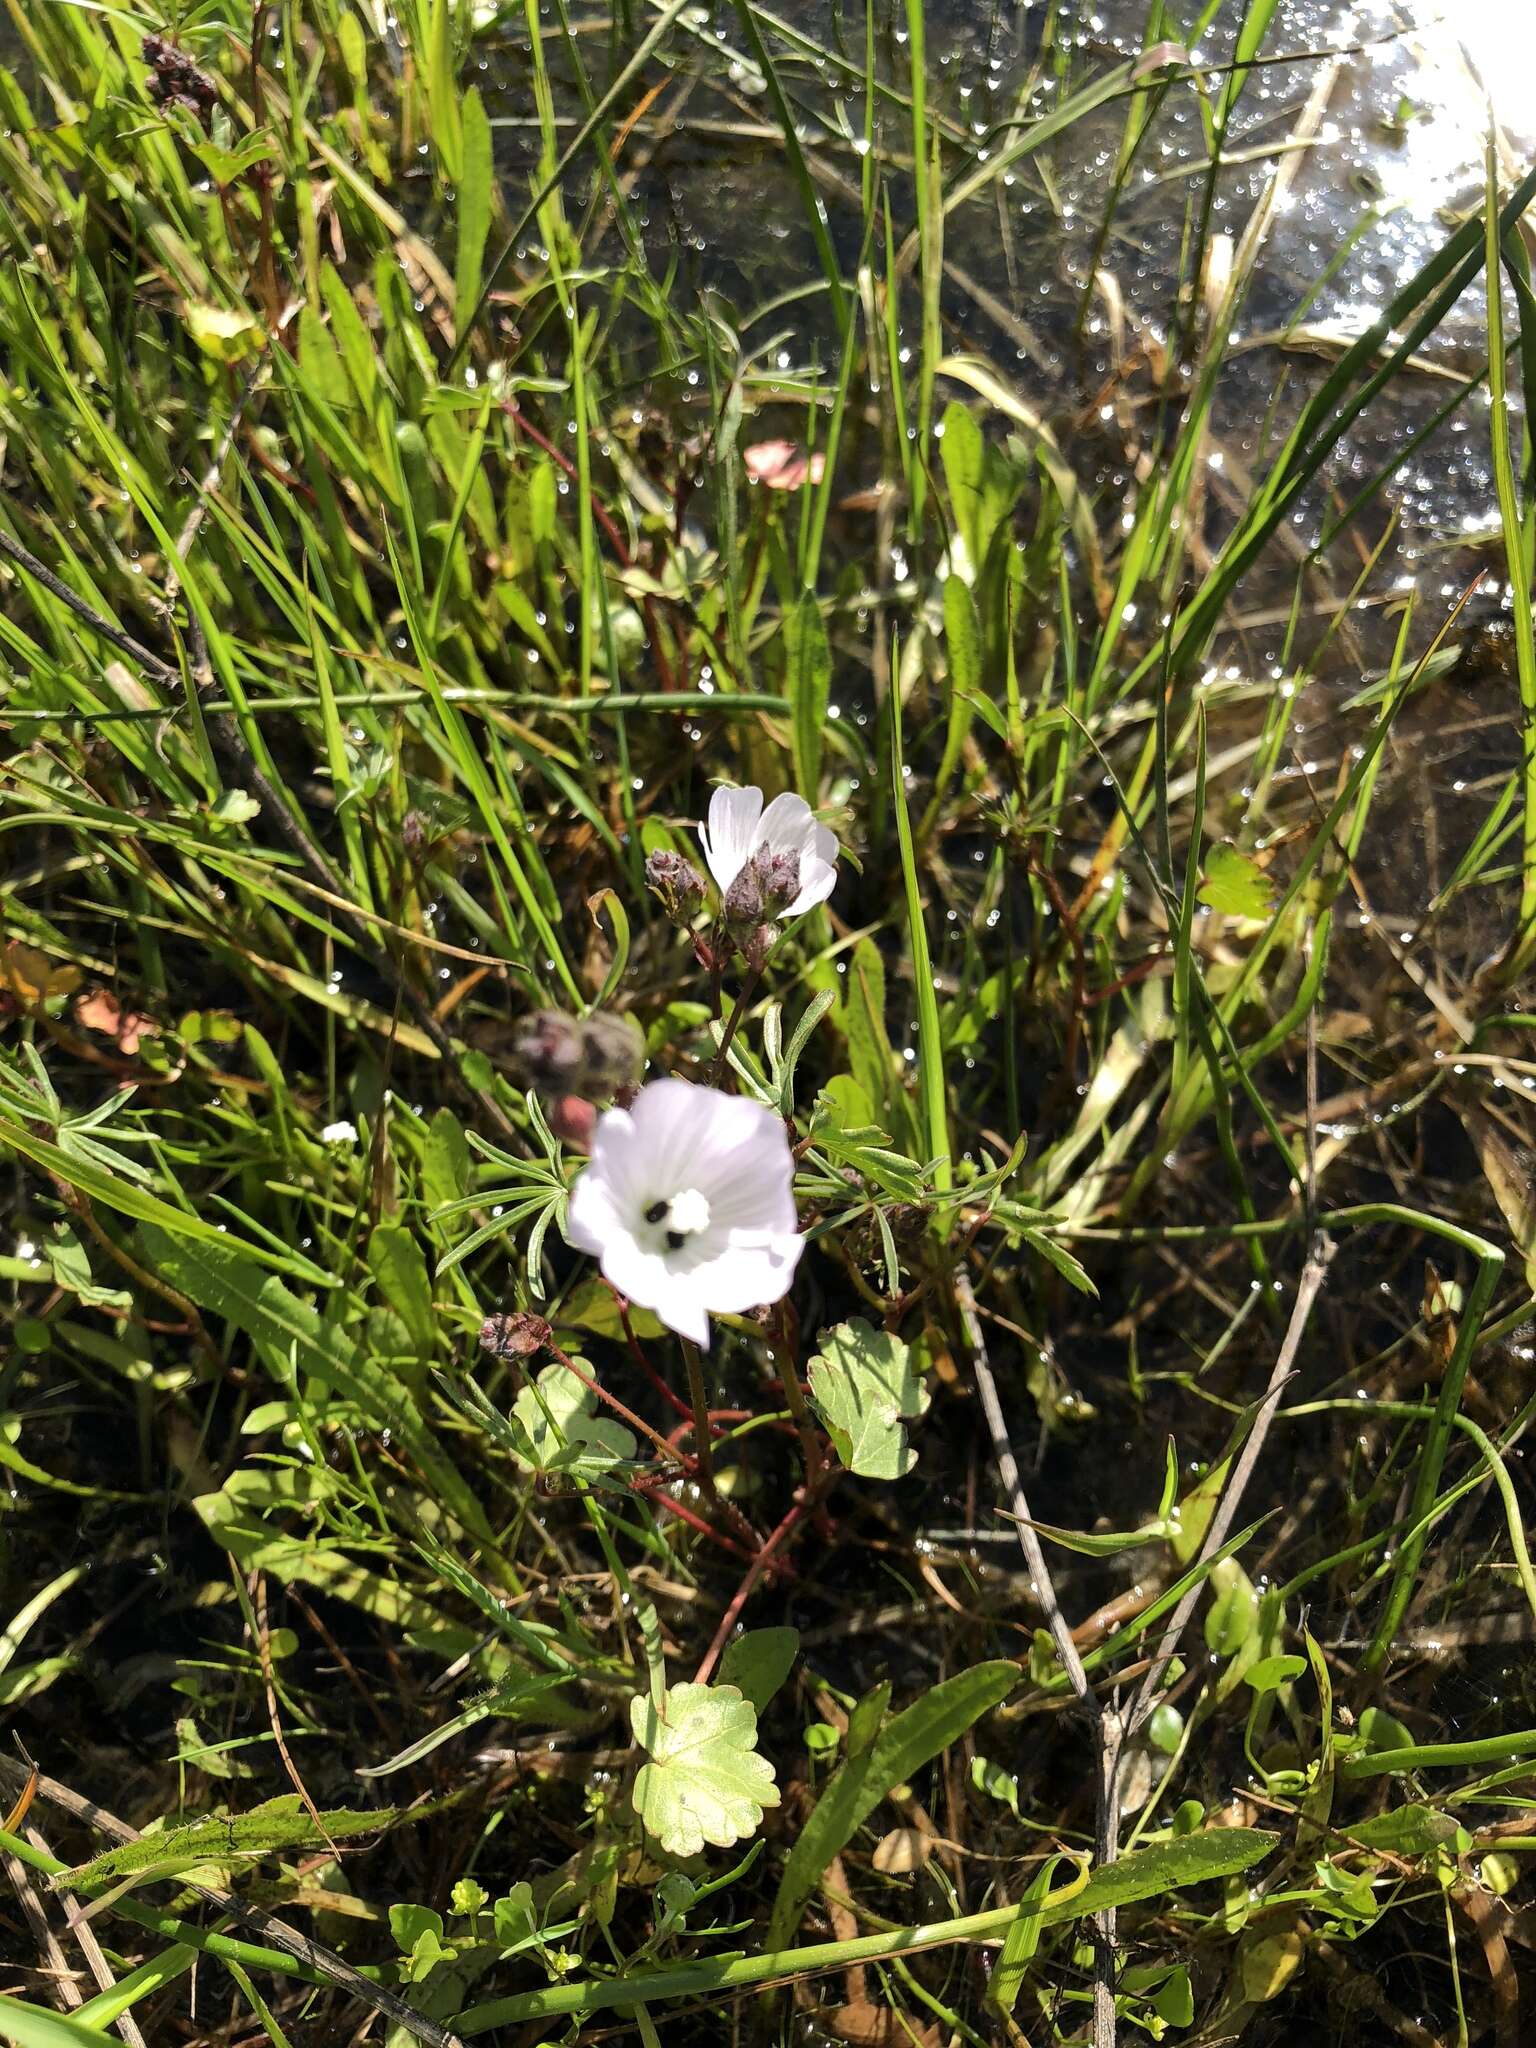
xmin=807 ymin=1318 xmax=929 ymax=1479
xmin=630 ymin=1682 xmax=780 ymax=1858
xmin=508 ymin=1361 xmax=636 ymax=1481
xmin=1197 ymin=841 xmax=1274 ymax=921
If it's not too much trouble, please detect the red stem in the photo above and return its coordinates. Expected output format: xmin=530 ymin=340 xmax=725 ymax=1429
xmin=694 ymin=1500 xmax=805 ymax=1684
xmin=614 ymin=1291 xmax=694 ymax=1423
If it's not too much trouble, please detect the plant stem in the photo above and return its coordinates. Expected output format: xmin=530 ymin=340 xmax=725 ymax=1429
xmin=680 ymin=1336 xmax=719 ymax=1500
xmin=693 ymin=1498 xmax=804 ymax=1685
xmin=456 ymin=1898 xmax=1038 ymax=2031
xmin=771 ymin=1301 xmax=822 ymax=1491
xmin=710 ymin=959 xmax=764 ymax=1084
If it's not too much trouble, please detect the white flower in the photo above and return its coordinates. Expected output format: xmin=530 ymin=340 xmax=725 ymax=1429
xmin=319 ymin=1120 xmax=358 ymax=1148
xmin=564 ymin=1079 xmax=803 ymax=1346
xmin=697 ymin=786 xmax=838 ymax=920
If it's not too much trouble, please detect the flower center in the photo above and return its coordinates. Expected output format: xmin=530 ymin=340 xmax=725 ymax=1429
xmin=643 ymin=1187 xmax=712 ymax=1253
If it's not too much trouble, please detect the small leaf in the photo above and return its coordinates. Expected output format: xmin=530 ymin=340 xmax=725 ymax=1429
xmin=423 ymin=1108 xmax=471 ymax=1232
xmin=1204 ymin=1558 xmax=1258 ymax=1655
xmin=971 ymin=1755 xmax=1020 ymax=1817
xmin=389 ymin=1903 xmax=444 ymax=1954
xmin=185 ymin=302 xmax=263 ymax=363
xmin=1198 ymin=841 xmax=1274 ymax=920
xmin=493 ymin=1882 xmax=536 ymax=1948
xmin=1348 ymin=1804 xmax=1460 ymax=1856
xmin=1238 ymin=1929 xmax=1304 ymax=2002
xmin=1357 ymin=1705 xmax=1415 ymax=1755
xmin=209 ymin=789 xmax=261 ymax=825
xmin=1244 ymin=1653 xmax=1308 ymax=1694
xmin=716 ymin=1627 xmax=799 ymax=1713
xmin=630 ymin=1682 xmax=781 ymax=1858
xmin=507 ymin=1362 xmax=636 ymax=1482
xmin=2 ymin=941 xmax=81 ymax=1007
xmin=807 ymin=1319 xmax=929 ymax=1479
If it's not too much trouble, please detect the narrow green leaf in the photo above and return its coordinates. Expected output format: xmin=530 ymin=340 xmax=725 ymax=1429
xmin=140 ymin=1226 xmax=489 ymax=1540
xmin=785 ymin=593 xmax=831 ymax=801
xmin=64 ymin=1798 xmax=398 ymax=1889
xmin=366 ymin=1223 xmax=436 ymax=1360
xmin=1037 ymin=1828 xmax=1277 ymax=1925
xmin=0 ymin=1996 xmax=120 ymax=2046
xmin=455 ymin=85 xmax=493 ymax=329
xmin=768 ymin=1661 xmax=1016 ymax=1944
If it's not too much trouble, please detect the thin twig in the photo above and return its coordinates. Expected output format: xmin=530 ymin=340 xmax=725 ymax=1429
xmin=952 ymin=1268 xmax=1095 ymax=1708
xmin=547 ymin=1337 xmax=690 ymax=1467
xmin=2 ymin=1834 xmax=80 ymax=2008
xmin=693 ymin=1500 xmax=804 ymax=1685
xmin=251 ymin=1570 xmax=336 ymax=1855
xmin=680 ymin=1336 xmax=721 ymax=1499
xmin=1126 ymin=1238 xmax=1334 ymax=1739
xmin=30 ymin=1823 xmax=147 ymax=2048
xmin=709 ymin=958 xmax=765 ymax=1084
xmin=951 ymin=1265 xmax=1117 ymax=2046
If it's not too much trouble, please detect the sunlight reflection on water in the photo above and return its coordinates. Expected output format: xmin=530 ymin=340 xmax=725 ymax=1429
xmin=1356 ymin=0 xmax=1536 ymax=211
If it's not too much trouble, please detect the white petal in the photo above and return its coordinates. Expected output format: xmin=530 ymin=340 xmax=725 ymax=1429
xmin=650 ymin=1275 xmax=713 ymax=1346
xmin=689 ymin=1232 xmax=804 ymax=1315
xmin=754 ymin=790 xmax=816 ymax=859
xmin=564 ymin=1161 xmax=627 ymax=1255
xmin=787 ymin=853 xmax=837 ymax=917
xmin=596 ymin=1229 xmax=674 ymax=1313
xmin=757 ymin=799 xmax=837 ymax=917
xmin=583 ymin=1104 xmax=645 ymax=1206
xmin=628 ymin=1079 xmax=776 ymax=1198
xmin=697 ymin=785 xmax=763 ymax=894
xmin=694 ymin=1106 xmax=797 ymax=1232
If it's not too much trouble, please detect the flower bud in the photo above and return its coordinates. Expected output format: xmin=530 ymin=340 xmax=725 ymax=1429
xmin=758 ymin=849 xmax=801 ymax=919
xmin=548 ymin=1094 xmax=597 ymax=1149
xmin=645 ymin=848 xmax=706 ymax=925
xmin=722 ymin=856 xmax=765 ymax=930
xmin=510 ymin=1010 xmax=642 ymax=1101
xmin=739 ymin=923 xmax=778 ymax=972
xmin=479 ymin=1311 xmax=551 ymax=1359
xmin=510 ymin=1010 xmax=585 ymax=1090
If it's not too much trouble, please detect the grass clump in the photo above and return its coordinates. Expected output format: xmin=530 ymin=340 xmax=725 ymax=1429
xmin=3 ymin=4 xmax=1536 ymax=2045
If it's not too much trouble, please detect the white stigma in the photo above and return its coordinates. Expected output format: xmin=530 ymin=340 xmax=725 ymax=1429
xmin=643 ymin=1185 xmax=712 ymax=1252
xmin=666 ymin=1188 xmax=711 ymax=1237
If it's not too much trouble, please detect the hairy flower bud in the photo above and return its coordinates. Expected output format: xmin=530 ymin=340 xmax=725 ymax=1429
xmin=739 ymin=923 xmax=779 ymax=972
xmin=479 ymin=1311 xmax=551 ymax=1360
xmin=722 ymin=854 xmax=765 ymax=930
xmin=645 ymin=848 xmax=706 ymax=926
xmin=510 ymin=1010 xmax=642 ymax=1102
xmin=758 ymin=849 xmax=802 ymax=919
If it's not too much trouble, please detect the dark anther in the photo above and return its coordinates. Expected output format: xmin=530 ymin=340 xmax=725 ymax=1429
xmin=645 ymin=1199 xmax=669 ymax=1225
xmin=666 ymin=1229 xmax=687 ymax=1251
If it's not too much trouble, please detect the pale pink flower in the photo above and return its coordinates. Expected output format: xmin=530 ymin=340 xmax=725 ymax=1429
xmin=564 ymin=1080 xmax=802 ymax=1346
xmin=743 ymin=439 xmax=826 ymax=490
xmin=697 ymin=786 xmax=838 ymax=920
